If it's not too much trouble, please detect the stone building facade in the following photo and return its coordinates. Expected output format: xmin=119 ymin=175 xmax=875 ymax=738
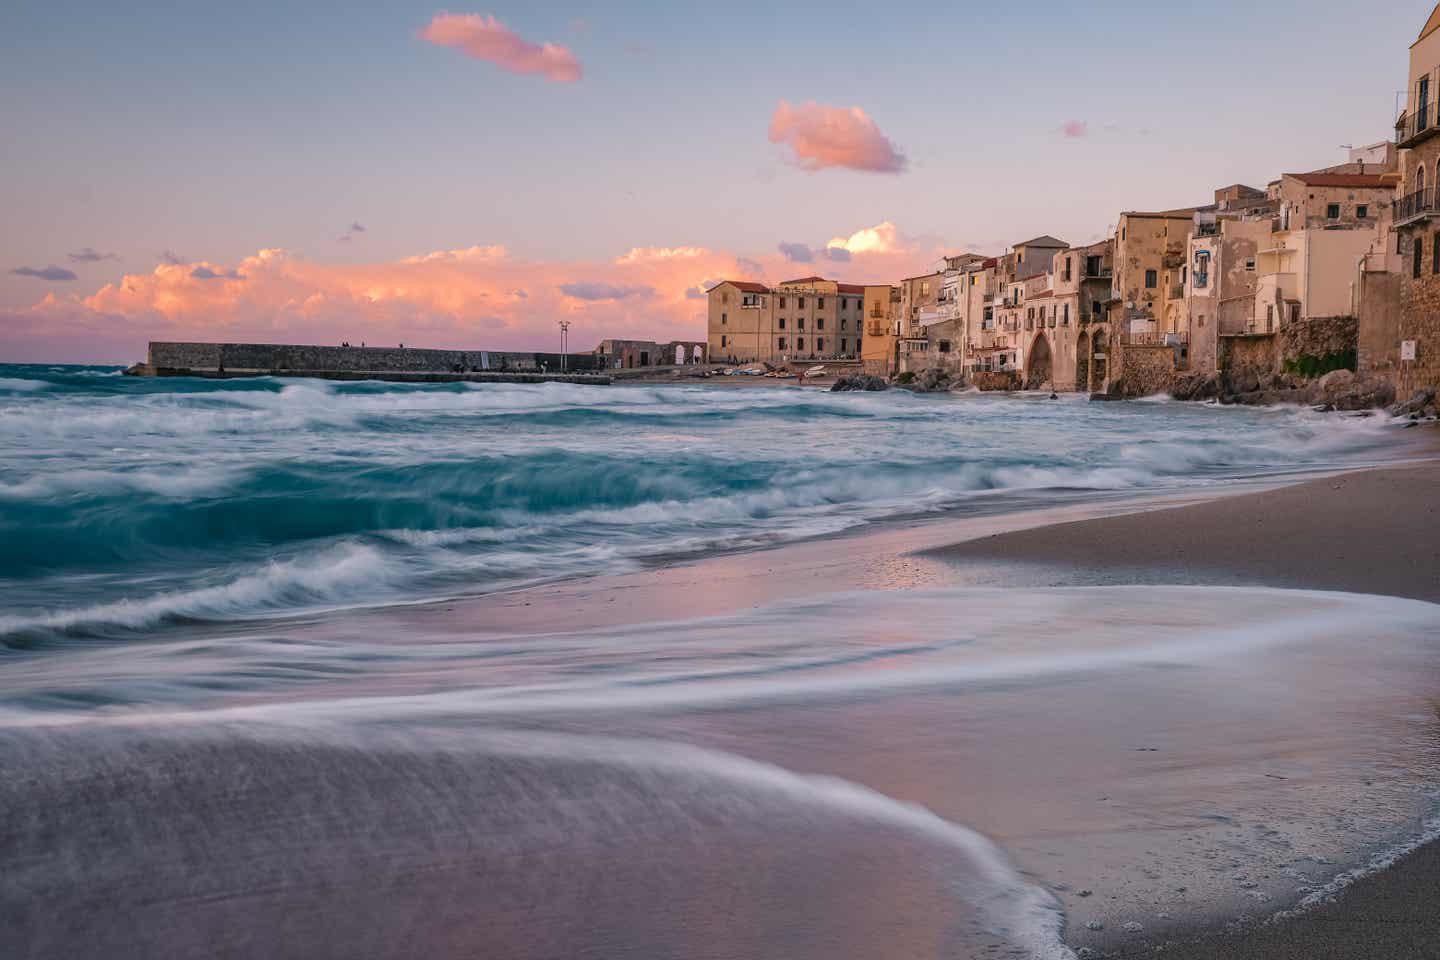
xmin=1390 ymin=3 xmax=1440 ymax=398
xmin=706 ymin=277 xmax=869 ymax=365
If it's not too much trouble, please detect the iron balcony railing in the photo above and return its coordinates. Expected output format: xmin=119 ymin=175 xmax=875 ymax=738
xmin=1394 ymin=188 xmax=1437 ymax=225
xmin=1398 ymin=102 xmax=1436 ymax=146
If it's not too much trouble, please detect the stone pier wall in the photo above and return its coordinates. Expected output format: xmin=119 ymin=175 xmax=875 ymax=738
xmin=148 ymin=341 xmax=602 ymax=374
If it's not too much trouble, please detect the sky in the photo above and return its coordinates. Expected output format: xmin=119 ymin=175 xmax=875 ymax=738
xmin=0 ymin=0 xmax=1431 ymax=363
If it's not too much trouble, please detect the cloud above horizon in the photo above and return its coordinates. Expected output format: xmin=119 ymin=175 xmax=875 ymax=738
xmin=558 ymin=281 xmax=655 ymax=301
xmin=0 ymin=222 xmax=938 ymax=362
xmin=1060 ymin=120 xmax=1088 ymax=138
xmin=190 ymin=266 xmax=244 ymax=281
xmin=67 ymin=247 xmax=118 ymax=263
xmin=768 ymin=101 xmax=906 ymax=174
xmin=11 ymin=265 xmax=78 ymax=282
xmin=419 ymin=13 xmax=582 ymax=83
xmin=778 ymin=242 xmax=814 ymax=263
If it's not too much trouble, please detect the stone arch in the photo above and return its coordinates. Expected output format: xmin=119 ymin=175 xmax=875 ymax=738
xmin=1075 ymin=331 xmax=1090 ymax=394
xmin=1088 ymin=327 xmax=1108 ymax=392
xmin=1419 ymin=163 xmax=1428 ymax=194
xmin=1024 ymin=333 xmax=1053 ymax=390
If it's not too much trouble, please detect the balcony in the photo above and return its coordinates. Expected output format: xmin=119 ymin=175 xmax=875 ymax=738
xmin=1081 ymin=267 xmax=1113 ymax=280
xmin=1394 ymin=188 xmax=1437 ymax=228
xmin=1122 ymin=331 xmax=1188 ymax=347
xmin=1397 ymin=102 xmax=1440 ymax=149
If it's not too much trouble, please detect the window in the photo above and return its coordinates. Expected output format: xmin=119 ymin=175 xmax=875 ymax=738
xmin=778 ymin=317 xmax=786 ymax=330
xmin=1062 ymin=303 xmax=1070 ymax=325
xmin=778 ymin=296 xmax=787 ymax=308
xmin=1092 ymin=299 xmax=1103 ymax=317
xmin=1357 ymin=205 xmax=1369 ymax=219
xmin=1245 ymin=258 xmax=1256 ymax=271
xmin=722 ymin=292 xmax=731 ymax=304
xmin=1415 ymin=236 xmax=1425 ymax=279
xmin=817 ymin=297 xmax=825 ymax=310
xmin=938 ymin=340 xmax=952 ymax=353
xmin=798 ymin=296 xmax=806 ymax=308
xmin=920 ymin=281 xmax=930 ymax=295
xmin=841 ymin=339 xmax=848 ymax=353
xmin=720 ymin=335 xmax=727 ymax=347
xmin=721 ymin=313 xmax=727 ymax=325
xmin=1327 ymin=203 xmax=1341 ymax=220
xmin=1086 ymin=255 xmax=1102 ymax=276
xmin=741 ymin=293 xmax=762 ymax=307
xmin=1063 ymin=256 xmax=1072 ymax=281
xmin=1433 ymin=231 xmax=1440 ymax=274
xmin=797 ymin=318 xmax=805 ymax=330
xmin=840 ymin=318 xmax=847 ymax=331
xmin=778 ymin=337 xmax=787 ymax=350
xmin=1290 ymin=303 xmax=1301 ymax=323
xmin=1145 ymin=269 xmax=1158 ymax=288
xmin=797 ymin=337 xmax=805 ymax=351
xmin=817 ymin=318 xmax=824 ymax=330
xmin=817 ymin=338 xmax=825 ymax=352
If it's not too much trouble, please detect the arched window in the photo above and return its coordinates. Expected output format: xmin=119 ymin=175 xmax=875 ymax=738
xmin=1418 ymin=164 xmax=1427 ymax=196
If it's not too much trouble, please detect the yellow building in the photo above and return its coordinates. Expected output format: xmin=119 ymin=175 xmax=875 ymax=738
xmin=706 ymin=277 xmax=871 ymax=365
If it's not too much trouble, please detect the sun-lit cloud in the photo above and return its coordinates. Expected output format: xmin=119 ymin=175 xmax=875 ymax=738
xmin=768 ymin=100 xmax=906 ymax=174
xmin=827 ymin=221 xmax=903 ymax=255
xmin=67 ymin=248 xmax=118 ymax=263
xmin=1060 ymin=120 xmax=1088 ymax=138
xmin=418 ymin=13 xmax=582 ymax=83
xmin=11 ymin=265 xmax=78 ymax=282
xmin=614 ymin=246 xmax=705 ymax=265
xmin=0 ymin=222 xmax=940 ymax=362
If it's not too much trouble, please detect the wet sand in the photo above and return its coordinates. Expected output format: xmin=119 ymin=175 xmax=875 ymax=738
xmin=931 ymin=459 xmax=1440 ymax=959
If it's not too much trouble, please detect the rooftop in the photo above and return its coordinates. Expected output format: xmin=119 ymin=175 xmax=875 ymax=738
xmin=1282 ymin=172 xmax=1400 ymax=189
xmin=1013 ymin=234 xmax=1068 ymax=248
xmin=1122 ymin=207 xmax=1202 ymax=220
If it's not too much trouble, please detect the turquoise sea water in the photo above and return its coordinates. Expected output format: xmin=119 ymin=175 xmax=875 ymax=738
xmin=0 ymin=363 xmax=1402 ymax=645
xmin=3 ymin=364 xmax=1438 ymax=960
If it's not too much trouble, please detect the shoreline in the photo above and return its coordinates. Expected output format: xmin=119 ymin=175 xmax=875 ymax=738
xmin=926 ymin=459 xmax=1440 ymax=958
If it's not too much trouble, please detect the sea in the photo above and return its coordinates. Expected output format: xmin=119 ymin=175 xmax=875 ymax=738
xmin=2 ymin=363 xmax=1438 ymax=960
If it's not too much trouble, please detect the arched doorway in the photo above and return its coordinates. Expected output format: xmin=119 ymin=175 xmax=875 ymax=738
xmin=1075 ymin=331 xmax=1090 ymax=394
xmin=1089 ymin=327 xmax=1108 ymax=392
xmin=1025 ymin=333 xmax=1053 ymax=390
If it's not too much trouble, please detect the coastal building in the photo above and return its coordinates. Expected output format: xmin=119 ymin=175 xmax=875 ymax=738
xmin=860 ymin=284 xmax=902 ymax=377
xmin=1389 ymin=1 xmax=1440 ymax=396
xmin=1047 ymin=239 xmax=1113 ymax=391
xmin=705 ymin=277 xmax=869 ymax=365
xmin=595 ymin=339 xmax=707 ymax=369
xmin=896 ymin=270 xmax=943 ymax=374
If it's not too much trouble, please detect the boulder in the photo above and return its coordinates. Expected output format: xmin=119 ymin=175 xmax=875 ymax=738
xmin=1228 ymin=370 xmax=1262 ymax=395
xmin=897 ymin=367 xmax=954 ymax=393
xmin=1319 ymin=370 xmax=1394 ymax=411
xmin=1170 ymin=371 xmax=1220 ymax=402
xmin=1389 ymin=387 xmax=1436 ymax=417
xmin=829 ymin=374 xmax=889 ymax=393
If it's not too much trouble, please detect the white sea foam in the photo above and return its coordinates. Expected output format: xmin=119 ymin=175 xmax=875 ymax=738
xmin=0 ymin=542 xmax=390 ymax=637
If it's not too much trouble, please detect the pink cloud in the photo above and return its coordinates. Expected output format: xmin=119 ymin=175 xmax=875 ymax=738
xmin=0 ymin=223 xmax=939 ymax=363
xmin=418 ymin=13 xmax=582 ymax=83
xmin=768 ymin=100 xmax=906 ymax=174
xmin=1061 ymin=120 xmax=1088 ymax=138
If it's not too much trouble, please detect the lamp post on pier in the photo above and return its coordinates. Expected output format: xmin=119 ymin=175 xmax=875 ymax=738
xmin=558 ymin=320 xmax=571 ymax=373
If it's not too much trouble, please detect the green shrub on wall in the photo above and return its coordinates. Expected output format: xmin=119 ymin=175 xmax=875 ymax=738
xmin=1283 ymin=349 xmax=1356 ymax=379
xmin=895 ymin=371 xmax=916 ymax=384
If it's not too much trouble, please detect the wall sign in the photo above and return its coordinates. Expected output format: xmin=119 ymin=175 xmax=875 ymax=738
xmin=1401 ymin=340 xmax=1417 ymax=361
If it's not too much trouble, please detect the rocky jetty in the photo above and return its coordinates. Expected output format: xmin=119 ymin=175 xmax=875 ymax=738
xmin=1170 ymin=368 xmax=1398 ymax=411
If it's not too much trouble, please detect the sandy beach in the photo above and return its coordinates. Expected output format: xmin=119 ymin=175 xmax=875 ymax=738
xmin=930 ymin=458 xmax=1440 ymax=958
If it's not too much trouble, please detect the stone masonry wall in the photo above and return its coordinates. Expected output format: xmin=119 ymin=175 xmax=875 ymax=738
xmin=1217 ymin=335 xmax=1279 ymax=383
xmin=149 ymin=342 xmax=601 ymax=374
xmin=1357 ymin=270 xmax=1402 ymax=384
xmin=1112 ymin=344 xmax=1177 ymax=397
xmin=1278 ymin=316 xmax=1358 ymax=367
xmin=1399 ymin=272 xmax=1440 ymax=397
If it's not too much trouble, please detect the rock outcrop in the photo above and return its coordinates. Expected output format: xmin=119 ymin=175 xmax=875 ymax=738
xmin=829 ymin=374 xmax=889 ymax=393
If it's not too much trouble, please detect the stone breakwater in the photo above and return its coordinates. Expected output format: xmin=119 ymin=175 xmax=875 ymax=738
xmin=132 ymin=341 xmax=611 ymax=384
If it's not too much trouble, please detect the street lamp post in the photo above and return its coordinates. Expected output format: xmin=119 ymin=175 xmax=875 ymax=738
xmin=558 ymin=320 xmax=571 ymax=373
